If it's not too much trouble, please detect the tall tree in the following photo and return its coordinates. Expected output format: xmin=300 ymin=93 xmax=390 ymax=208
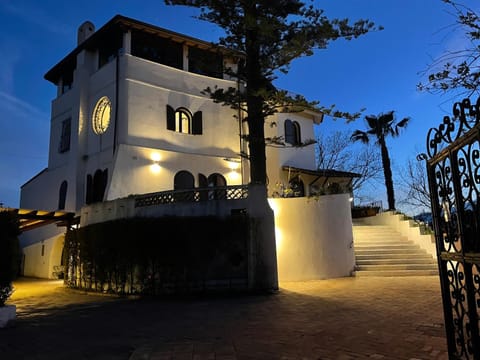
xmin=165 ymin=0 xmax=379 ymax=187
xmin=418 ymin=0 xmax=480 ymax=96
xmin=351 ymin=111 xmax=410 ymax=211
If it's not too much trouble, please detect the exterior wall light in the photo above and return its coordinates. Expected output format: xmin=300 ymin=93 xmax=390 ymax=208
xmin=150 ymin=153 xmax=161 ymax=174
xmin=223 ymin=157 xmax=241 ymax=170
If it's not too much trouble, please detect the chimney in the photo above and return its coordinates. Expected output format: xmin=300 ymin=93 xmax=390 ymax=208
xmin=77 ymin=21 xmax=95 ymax=45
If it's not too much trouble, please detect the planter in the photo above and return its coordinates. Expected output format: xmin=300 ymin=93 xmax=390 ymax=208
xmin=351 ymin=206 xmax=380 ymax=218
xmin=0 ymin=305 xmax=16 ymax=328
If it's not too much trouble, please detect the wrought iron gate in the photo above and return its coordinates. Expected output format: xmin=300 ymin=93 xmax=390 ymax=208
xmin=420 ymin=97 xmax=480 ymax=359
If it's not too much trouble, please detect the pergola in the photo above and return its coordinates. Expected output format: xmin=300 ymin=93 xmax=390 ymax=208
xmin=1 ymin=208 xmax=77 ymax=232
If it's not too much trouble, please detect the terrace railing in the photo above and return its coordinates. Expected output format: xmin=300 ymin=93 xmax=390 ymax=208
xmin=134 ymin=185 xmax=249 ymax=208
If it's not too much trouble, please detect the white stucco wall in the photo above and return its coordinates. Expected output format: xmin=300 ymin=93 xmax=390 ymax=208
xmin=121 ymin=55 xmax=241 ymax=157
xmin=269 ymin=194 xmax=355 ymax=281
xmin=265 ymin=112 xmax=319 ymax=195
xmin=79 ymin=196 xmax=249 ymax=227
xmin=106 ymin=144 xmax=243 ymax=201
xmin=22 ymin=233 xmax=64 ymax=279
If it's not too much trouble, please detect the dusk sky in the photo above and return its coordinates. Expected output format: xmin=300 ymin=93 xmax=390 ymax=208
xmin=0 ymin=0 xmax=477 ymax=212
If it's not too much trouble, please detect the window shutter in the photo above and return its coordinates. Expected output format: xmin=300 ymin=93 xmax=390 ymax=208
xmin=58 ymin=181 xmax=68 ymax=210
xmin=192 ymin=111 xmax=203 ymax=135
xmin=285 ymin=119 xmax=294 ymax=145
xmin=198 ymin=173 xmax=208 ymax=201
xmin=85 ymin=174 xmax=93 ymax=205
xmin=166 ymin=105 xmax=175 ymax=130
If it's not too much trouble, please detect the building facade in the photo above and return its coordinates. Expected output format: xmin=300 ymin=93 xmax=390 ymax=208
xmin=19 ymin=15 xmax=356 ymax=281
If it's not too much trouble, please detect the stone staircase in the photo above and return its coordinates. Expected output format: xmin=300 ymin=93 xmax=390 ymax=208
xmin=353 ymin=218 xmax=438 ymax=277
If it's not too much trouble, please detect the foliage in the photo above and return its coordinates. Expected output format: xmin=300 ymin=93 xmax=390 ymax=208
xmin=165 ymin=0 xmax=380 ymax=185
xmin=0 ymin=285 xmax=13 ymax=307
xmin=418 ymin=0 xmax=480 ymax=96
xmin=316 ymin=131 xmax=383 ymax=193
xmin=0 ymin=210 xmax=21 ymax=306
xmin=351 ymin=111 xmax=410 ymax=211
xmin=351 ymin=205 xmax=381 ymax=219
xmin=398 ymin=157 xmax=432 ymax=212
xmin=64 ymin=216 xmax=250 ymax=295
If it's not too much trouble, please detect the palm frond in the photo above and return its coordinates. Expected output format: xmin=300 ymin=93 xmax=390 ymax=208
xmin=396 ymin=117 xmax=410 ymax=128
xmin=365 ymin=115 xmax=378 ymax=131
xmin=394 ymin=117 xmax=410 ymax=136
xmin=350 ymin=130 xmax=370 ymax=144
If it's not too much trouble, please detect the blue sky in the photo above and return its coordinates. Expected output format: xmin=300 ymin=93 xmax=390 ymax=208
xmin=0 ymin=0 xmax=477 ymax=211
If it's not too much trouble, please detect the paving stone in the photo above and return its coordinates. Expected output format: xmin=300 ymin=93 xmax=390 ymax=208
xmin=1 ymin=276 xmax=450 ymax=360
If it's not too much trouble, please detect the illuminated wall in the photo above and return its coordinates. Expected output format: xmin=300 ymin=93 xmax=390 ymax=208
xmin=22 ymin=234 xmax=64 ymax=279
xmin=269 ymin=194 xmax=355 ymax=281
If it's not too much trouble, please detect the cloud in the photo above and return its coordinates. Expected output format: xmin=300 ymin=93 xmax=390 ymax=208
xmin=0 ymin=2 xmax=71 ymax=37
xmin=0 ymin=91 xmax=49 ymax=121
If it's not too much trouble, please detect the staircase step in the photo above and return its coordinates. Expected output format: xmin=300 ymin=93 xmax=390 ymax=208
xmin=354 ymin=238 xmax=409 ymax=243
xmin=355 ymin=253 xmax=433 ymax=260
xmin=353 ymin=221 xmax=437 ymax=277
xmin=357 ymin=264 xmax=438 ymax=271
xmin=355 ymin=249 xmax=428 ymax=255
xmin=356 ymin=258 xmax=437 ymax=265
xmin=355 ymin=269 xmax=439 ymax=277
xmin=354 ymin=244 xmax=419 ymax=250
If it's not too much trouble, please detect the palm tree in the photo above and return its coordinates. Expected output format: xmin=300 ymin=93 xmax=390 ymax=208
xmin=351 ymin=111 xmax=410 ymax=210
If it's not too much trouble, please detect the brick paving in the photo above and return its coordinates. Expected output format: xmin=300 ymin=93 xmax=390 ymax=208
xmin=1 ymin=276 xmax=448 ymax=360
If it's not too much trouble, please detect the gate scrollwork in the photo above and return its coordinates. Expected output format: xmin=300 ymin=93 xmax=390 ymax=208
xmin=421 ymin=96 xmax=480 ymax=359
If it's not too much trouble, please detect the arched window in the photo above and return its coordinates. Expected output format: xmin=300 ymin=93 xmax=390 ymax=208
xmin=166 ymin=105 xmax=202 ymax=135
xmin=174 ymin=170 xmax=195 ymax=190
xmin=176 ymin=108 xmax=191 ymax=134
xmin=208 ymin=173 xmax=227 ymax=200
xmin=198 ymin=173 xmax=208 ymax=201
xmin=58 ymin=180 xmax=68 ymax=210
xmin=92 ymin=169 xmax=108 ymax=203
xmin=174 ymin=170 xmax=195 ymax=202
xmin=285 ymin=119 xmax=301 ymax=146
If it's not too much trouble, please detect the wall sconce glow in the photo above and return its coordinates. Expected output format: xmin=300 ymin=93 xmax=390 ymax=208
xmin=150 ymin=152 xmax=161 ymax=173
xmin=223 ymin=157 xmax=241 ymax=171
xmin=275 ymin=227 xmax=283 ymax=252
xmin=151 ymin=153 xmax=161 ymax=162
xmin=268 ymin=199 xmax=279 ymax=216
xmin=228 ymin=170 xmax=240 ymax=182
xmin=150 ymin=163 xmax=161 ymax=173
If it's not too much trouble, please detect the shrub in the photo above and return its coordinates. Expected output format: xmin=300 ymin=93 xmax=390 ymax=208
xmin=64 ymin=215 xmax=250 ymax=295
xmin=0 ymin=211 xmax=21 ymax=306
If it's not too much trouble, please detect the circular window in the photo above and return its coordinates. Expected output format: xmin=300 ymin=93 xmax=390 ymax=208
xmin=92 ymin=96 xmax=111 ymax=135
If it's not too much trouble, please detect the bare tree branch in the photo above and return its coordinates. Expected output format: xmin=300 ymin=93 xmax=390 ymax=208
xmin=316 ymin=131 xmax=383 ymax=193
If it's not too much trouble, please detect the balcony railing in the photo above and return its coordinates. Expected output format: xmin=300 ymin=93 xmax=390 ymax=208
xmin=134 ymin=185 xmax=249 ymax=208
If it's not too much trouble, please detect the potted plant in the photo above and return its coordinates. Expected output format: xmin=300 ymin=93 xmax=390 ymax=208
xmin=0 ymin=210 xmax=20 ymax=328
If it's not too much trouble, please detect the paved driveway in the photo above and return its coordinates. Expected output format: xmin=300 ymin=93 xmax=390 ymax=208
xmin=1 ymin=276 xmax=448 ymax=359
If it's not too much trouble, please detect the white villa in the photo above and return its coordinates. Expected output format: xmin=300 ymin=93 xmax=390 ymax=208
xmin=18 ymin=15 xmax=358 ymax=286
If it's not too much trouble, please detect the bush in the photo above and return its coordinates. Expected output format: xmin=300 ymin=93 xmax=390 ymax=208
xmin=0 ymin=211 xmax=21 ymax=306
xmin=64 ymin=215 xmax=250 ymax=295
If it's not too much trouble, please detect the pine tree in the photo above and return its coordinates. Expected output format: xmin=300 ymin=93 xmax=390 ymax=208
xmin=165 ymin=0 xmax=379 ymax=187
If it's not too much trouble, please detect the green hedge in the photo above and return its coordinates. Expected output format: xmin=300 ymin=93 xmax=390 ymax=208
xmin=0 ymin=211 xmax=21 ymax=306
xmin=64 ymin=215 xmax=249 ymax=295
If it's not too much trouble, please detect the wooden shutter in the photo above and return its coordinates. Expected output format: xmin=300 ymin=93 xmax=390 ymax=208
xmin=166 ymin=105 xmax=175 ymax=130
xmin=192 ymin=111 xmax=203 ymax=135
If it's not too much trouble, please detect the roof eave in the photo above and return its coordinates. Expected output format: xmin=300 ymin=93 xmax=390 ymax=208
xmin=44 ymin=14 xmax=241 ymax=84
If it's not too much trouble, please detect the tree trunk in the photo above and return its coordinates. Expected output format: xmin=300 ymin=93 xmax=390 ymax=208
xmin=244 ymin=4 xmax=267 ymax=186
xmin=379 ymin=136 xmax=395 ymax=210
